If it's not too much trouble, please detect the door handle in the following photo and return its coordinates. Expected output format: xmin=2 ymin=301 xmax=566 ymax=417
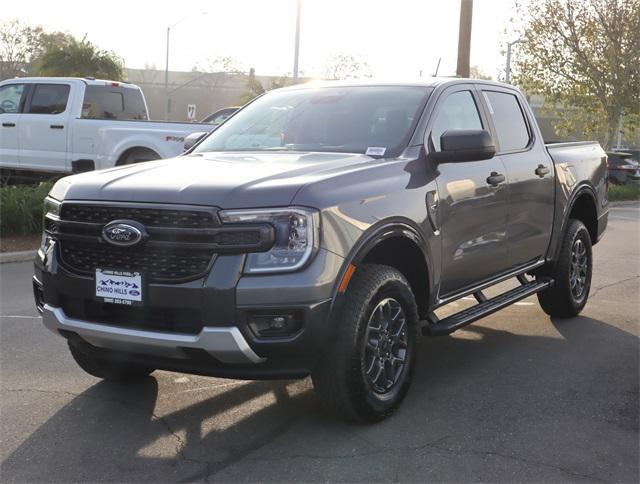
xmin=50 ymin=124 xmax=64 ymax=129
xmin=2 ymin=122 xmax=16 ymax=127
xmin=535 ymin=164 xmax=550 ymax=177
xmin=486 ymin=172 xmax=506 ymax=187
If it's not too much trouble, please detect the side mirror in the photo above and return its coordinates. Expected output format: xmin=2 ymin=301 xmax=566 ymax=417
xmin=430 ymin=129 xmax=496 ymax=163
xmin=183 ymin=132 xmax=208 ymax=151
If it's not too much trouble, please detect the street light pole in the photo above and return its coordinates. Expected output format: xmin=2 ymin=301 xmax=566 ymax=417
xmin=505 ymin=39 xmax=523 ymax=84
xmin=164 ymin=26 xmax=170 ymax=120
xmin=163 ymin=13 xmax=207 ymax=120
xmin=293 ymin=0 xmax=302 ymax=82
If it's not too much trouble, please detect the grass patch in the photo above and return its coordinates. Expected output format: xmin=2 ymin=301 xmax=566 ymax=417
xmin=0 ymin=181 xmax=54 ymax=237
xmin=608 ymin=184 xmax=640 ymax=202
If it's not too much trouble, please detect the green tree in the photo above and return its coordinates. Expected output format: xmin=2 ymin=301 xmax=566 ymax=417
xmin=470 ymin=65 xmax=493 ymax=80
xmin=513 ymin=0 xmax=640 ymax=148
xmin=324 ymin=54 xmax=372 ymax=80
xmin=37 ymin=35 xmax=124 ymax=81
xmin=0 ymin=19 xmax=45 ymax=79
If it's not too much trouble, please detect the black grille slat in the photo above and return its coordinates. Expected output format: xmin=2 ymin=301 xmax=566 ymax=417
xmin=60 ymin=240 xmax=214 ymax=282
xmin=57 ymin=203 xmax=219 ymax=283
xmin=60 ymin=205 xmax=217 ymax=228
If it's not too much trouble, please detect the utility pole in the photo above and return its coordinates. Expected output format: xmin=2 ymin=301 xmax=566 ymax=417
xmin=456 ymin=0 xmax=473 ymax=78
xmin=293 ymin=0 xmax=302 ymax=82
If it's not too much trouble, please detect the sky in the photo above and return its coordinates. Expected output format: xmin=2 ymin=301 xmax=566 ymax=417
xmin=2 ymin=0 xmax=516 ymax=80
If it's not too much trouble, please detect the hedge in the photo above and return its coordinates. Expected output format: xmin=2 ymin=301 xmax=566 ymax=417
xmin=0 ymin=181 xmax=55 ymax=237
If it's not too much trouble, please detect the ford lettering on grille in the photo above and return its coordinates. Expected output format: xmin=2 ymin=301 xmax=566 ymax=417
xmin=102 ymin=221 xmax=144 ymax=247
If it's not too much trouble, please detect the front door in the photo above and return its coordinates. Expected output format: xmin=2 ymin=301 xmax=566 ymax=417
xmin=0 ymin=83 xmax=28 ymax=169
xmin=428 ymin=87 xmax=510 ymax=295
xmin=19 ymin=83 xmax=71 ymax=173
xmin=480 ymin=88 xmax=555 ymax=266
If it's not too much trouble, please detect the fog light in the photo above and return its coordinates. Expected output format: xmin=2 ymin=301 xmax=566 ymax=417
xmin=248 ymin=313 xmax=301 ymax=338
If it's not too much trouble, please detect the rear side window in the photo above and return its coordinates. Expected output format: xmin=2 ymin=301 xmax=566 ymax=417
xmin=82 ymin=85 xmax=148 ymax=120
xmin=0 ymin=84 xmax=26 ymax=113
xmin=482 ymin=91 xmax=530 ymax=152
xmin=431 ymin=91 xmax=483 ymax=151
xmin=28 ymin=84 xmax=70 ymax=114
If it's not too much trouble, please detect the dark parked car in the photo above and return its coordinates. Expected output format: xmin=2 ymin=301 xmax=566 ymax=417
xmin=35 ymin=79 xmax=608 ymax=422
xmin=201 ymin=106 xmax=239 ymax=125
xmin=607 ymin=151 xmax=640 ymax=185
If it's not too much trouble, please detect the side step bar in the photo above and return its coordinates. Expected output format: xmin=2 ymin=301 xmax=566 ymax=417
xmin=424 ymin=278 xmax=553 ymax=336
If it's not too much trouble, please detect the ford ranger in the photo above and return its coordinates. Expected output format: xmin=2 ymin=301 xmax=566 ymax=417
xmin=33 ymin=79 xmax=609 ymax=422
xmin=0 ymin=77 xmax=212 ymax=180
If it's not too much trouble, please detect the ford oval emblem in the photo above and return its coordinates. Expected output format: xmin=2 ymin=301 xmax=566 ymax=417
xmin=102 ymin=221 xmax=145 ymax=247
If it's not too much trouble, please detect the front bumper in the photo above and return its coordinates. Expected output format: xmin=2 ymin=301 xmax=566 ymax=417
xmin=42 ymin=304 xmax=264 ymax=364
xmin=34 ymin=240 xmax=343 ymax=379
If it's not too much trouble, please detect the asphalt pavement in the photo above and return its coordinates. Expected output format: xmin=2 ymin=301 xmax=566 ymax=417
xmin=1 ymin=203 xmax=638 ymax=483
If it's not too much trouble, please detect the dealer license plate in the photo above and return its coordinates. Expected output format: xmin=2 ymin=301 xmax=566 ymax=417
xmin=95 ymin=269 xmax=143 ymax=305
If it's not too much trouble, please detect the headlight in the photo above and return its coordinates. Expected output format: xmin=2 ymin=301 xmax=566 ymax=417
xmin=219 ymin=207 xmax=319 ymax=273
xmin=44 ymin=196 xmax=61 ymax=218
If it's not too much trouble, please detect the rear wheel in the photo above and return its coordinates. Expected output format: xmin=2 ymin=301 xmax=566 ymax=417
xmin=537 ymin=219 xmax=592 ymax=318
xmin=312 ymin=264 xmax=419 ymax=422
xmin=118 ymin=148 xmax=159 ymax=165
xmin=68 ymin=343 xmax=155 ymax=381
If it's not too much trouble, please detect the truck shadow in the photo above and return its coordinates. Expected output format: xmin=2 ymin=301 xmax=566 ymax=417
xmin=3 ymin=315 xmax=638 ymax=482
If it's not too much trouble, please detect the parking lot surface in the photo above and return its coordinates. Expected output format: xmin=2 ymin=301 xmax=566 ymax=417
xmin=1 ymin=204 xmax=638 ymax=483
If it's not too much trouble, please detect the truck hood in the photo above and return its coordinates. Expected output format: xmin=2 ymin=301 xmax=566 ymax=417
xmin=50 ymin=152 xmax=378 ymax=208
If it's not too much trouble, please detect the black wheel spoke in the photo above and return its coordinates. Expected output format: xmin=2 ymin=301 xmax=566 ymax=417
xmin=362 ymin=297 xmax=409 ymax=394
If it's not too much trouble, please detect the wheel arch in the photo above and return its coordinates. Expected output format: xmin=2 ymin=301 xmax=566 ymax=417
xmin=330 ymin=220 xmax=433 ymax=320
xmin=116 ymin=146 xmax=161 ymax=166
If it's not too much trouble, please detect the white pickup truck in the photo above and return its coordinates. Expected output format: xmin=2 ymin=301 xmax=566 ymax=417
xmin=0 ymin=77 xmax=212 ymax=178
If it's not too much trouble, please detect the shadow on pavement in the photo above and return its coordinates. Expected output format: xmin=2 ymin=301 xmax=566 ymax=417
xmin=2 ymin=315 xmax=638 ymax=482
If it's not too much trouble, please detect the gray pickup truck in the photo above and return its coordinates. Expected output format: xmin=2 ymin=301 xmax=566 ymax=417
xmin=34 ymin=79 xmax=608 ymax=422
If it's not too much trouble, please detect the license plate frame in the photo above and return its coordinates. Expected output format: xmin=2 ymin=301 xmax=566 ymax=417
xmin=95 ymin=268 xmax=143 ymax=306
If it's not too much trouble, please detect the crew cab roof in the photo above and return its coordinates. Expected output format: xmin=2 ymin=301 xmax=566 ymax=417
xmin=277 ymin=77 xmax=519 ymax=91
xmin=1 ymin=77 xmax=140 ymax=89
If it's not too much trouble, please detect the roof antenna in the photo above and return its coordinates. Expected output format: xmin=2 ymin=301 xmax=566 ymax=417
xmin=433 ymin=57 xmax=442 ymax=77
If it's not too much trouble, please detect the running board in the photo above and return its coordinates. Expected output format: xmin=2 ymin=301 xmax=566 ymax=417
xmin=424 ymin=278 xmax=553 ymax=336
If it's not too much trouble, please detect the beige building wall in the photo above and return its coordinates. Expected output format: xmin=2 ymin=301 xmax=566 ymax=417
xmin=125 ymin=68 xmax=296 ymax=122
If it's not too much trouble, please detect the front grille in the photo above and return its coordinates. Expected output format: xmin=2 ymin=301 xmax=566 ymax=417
xmin=60 ymin=240 xmax=215 ymax=282
xmin=61 ymin=295 xmax=203 ymax=334
xmin=56 ymin=203 xmax=220 ymax=283
xmin=60 ymin=204 xmax=216 ymax=228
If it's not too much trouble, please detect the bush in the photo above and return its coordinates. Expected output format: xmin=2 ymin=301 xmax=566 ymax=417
xmin=608 ymin=184 xmax=640 ymax=202
xmin=0 ymin=182 xmax=54 ymax=237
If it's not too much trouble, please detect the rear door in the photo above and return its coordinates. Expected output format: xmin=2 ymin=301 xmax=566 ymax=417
xmin=479 ymin=87 xmax=555 ymax=266
xmin=0 ymin=83 xmax=28 ymax=169
xmin=19 ymin=82 xmax=72 ymax=172
xmin=428 ymin=85 xmax=510 ymax=295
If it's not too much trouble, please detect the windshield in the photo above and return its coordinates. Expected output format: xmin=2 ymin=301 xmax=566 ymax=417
xmin=194 ymin=86 xmax=431 ymax=157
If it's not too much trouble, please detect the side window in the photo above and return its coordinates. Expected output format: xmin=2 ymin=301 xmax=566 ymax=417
xmin=0 ymin=84 xmax=26 ymax=114
xmin=482 ymin=91 xmax=530 ymax=152
xmin=82 ymin=86 xmax=148 ymax=120
xmin=430 ymin=91 xmax=483 ymax=151
xmin=27 ymin=84 xmax=70 ymax=114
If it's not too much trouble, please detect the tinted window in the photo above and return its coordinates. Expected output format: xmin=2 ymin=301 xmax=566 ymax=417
xmin=483 ymin=91 xmax=530 ymax=151
xmin=28 ymin=84 xmax=70 ymax=114
xmin=195 ymin=86 xmax=431 ymax=157
xmin=0 ymin=84 xmax=26 ymax=113
xmin=431 ymin=91 xmax=483 ymax=151
xmin=82 ymin=85 xmax=148 ymax=120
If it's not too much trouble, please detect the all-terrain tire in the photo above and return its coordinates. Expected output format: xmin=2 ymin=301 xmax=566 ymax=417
xmin=537 ymin=219 xmax=593 ymax=318
xmin=312 ymin=264 xmax=420 ymax=422
xmin=68 ymin=342 xmax=155 ymax=381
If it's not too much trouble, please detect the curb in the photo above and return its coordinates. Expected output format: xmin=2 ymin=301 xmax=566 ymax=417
xmin=0 ymin=250 xmax=36 ymax=264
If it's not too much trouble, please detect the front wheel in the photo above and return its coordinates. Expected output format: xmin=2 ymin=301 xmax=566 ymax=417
xmin=312 ymin=264 xmax=420 ymax=422
xmin=537 ymin=219 xmax=593 ymax=318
